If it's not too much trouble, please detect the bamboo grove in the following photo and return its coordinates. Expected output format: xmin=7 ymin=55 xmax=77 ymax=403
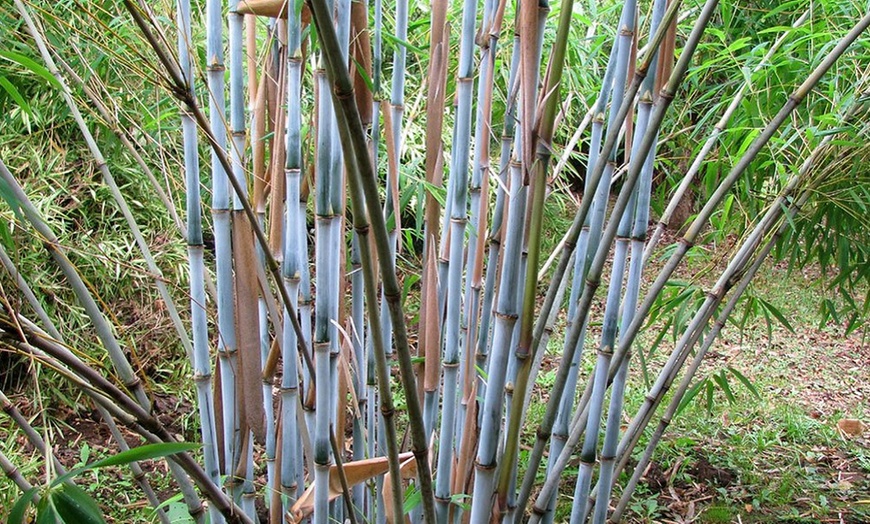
xmin=0 ymin=0 xmax=868 ymax=523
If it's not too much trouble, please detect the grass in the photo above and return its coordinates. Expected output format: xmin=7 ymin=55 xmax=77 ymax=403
xmin=550 ymin=250 xmax=869 ymax=523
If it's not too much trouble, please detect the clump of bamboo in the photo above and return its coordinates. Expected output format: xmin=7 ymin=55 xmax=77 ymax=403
xmin=2 ymin=1 xmax=868 ymax=524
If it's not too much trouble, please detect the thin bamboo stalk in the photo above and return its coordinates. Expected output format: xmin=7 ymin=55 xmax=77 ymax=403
xmin=587 ymin=4 xmax=668 ymax=521
xmin=0 ymin=244 xmax=63 ymax=342
xmin=526 ymin=2 xmax=716 ymax=519
xmin=55 ymin=51 xmax=187 ymax=240
xmin=612 ymin=111 xmax=869 ymax=520
xmin=536 ymin=45 xmax=620 ymax=524
xmin=476 ymin=30 xmax=522 ymax=408
xmin=467 ymin=159 xmax=527 ymax=522
xmin=348 ymin=4 xmax=371 ymax=517
xmin=13 ymin=0 xmax=189 ymax=400
xmin=0 ymin=159 xmax=151 ymax=411
xmin=203 ymin=0 xmax=239 ymax=477
xmin=611 ymin=194 xmax=808 ymax=522
xmin=282 ymin=0 xmax=306 ymax=514
xmin=528 ymin=9 xmax=870 ymax=518
xmin=0 ymin=449 xmax=35 ymax=496
xmin=0 ymin=318 xmax=253 ymax=524
xmin=304 ymin=1 xmax=438 ymax=518
xmin=420 ymin=0 xmax=448 ymax=440
xmin=456 ymin=0 xmax=503 ymax=453
xmin=433 ymin=0 xmax=479 ymax=516
xmin=173 ymin=6 xmax=222 ymax=523
xmin=0 ymin=389 xmax=66 ymax=477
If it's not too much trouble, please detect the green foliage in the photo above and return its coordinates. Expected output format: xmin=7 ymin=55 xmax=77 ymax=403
xmin=8 ymin=443 xmax=197 ymax=524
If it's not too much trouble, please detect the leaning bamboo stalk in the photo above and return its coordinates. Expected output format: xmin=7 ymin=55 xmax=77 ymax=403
xmin=0 ymin=312 xmax=172 ymax=524
xmin=643 ymin=8 xmax=811 ymax=261
xmin=612 ymin=111 xmax=870 ymax=519
xmin=611 ymin=193 xmax=810 ymax=522
xmin=526 ymin=2 xmax=716 ymax=519
xmin=0 ymin=244 xmax=63 ymax=342
xmin=1 ymin=311 xmax=230 ymax=524
xmin=124 ymin=0 xmax=319 ymax=444
xmin=518 ymin=0 xmax=664 ymax=514
xmin=122 ymin=3 xmax=326 ymax=517
xmin=366 ymin=2 xmax=387 ymax=518
xmin=0 ymin=314 xmax=253 ymax=524
xmin=13 ymin=0 xmax=193 ymax=374
xmin=296 ymin=11 xmax=406 ymax=523
xmin=528 ymin=10 xmax=870 ymax=517
xmin=610 ymin=130 xmax=858 ymax=486
xmin=344 ymin=142 xmax=406 ymax=524
xmin=304 ymin=0 xmax=438 ymax=519
xmin=498 ymin=0 xmax=581 ymax=514
xmin=55 ymin=51 xmax=187 ymax=239
xmin=0 ymin=157 xmax=151 ymax=412
xmin=0 ymin=449 xmax=35 ymax=497
xmin=537 ymin=44 xmax=620 ymax=524
xmin=0 ymin=389 xmax=67 ymax=477
xmin=587 ymin=3 xmax=668 ymax=521
xmin=15 ymin=0 xmax=191 ymax=405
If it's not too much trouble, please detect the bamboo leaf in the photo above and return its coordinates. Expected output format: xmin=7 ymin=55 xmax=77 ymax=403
xmin=0 ymin=50 xmax=62 ymax=89
xmin=35 ymin=496 xmax=60 ymax=524
xmin=51 ymin=443 xmax=198 ymax=488
xmin=383 ymin=33 xmax=426 ymax=55
xmin=677 ymin=378 xmax=707 ymax=416
xmin=0 ymin=76 xmax=32 ymax=115
xmin=712 ymin=370 xmax=735 ymax=404
xmin=727 ymin=366 xmax=761 ymax=400
xmin=8 ymin=487 xmax=39 ymax=524
xmin=51 ymin=483 xmax=106 ymax=524
xmin=757 ymin=296 xmax=795 ymax=333
xmin=403 ymin=484 xmax=422 ymax=513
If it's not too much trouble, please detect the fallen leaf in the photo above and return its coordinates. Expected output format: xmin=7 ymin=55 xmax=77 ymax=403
xmin=836 ymin=419 xmax=866 ymax=437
